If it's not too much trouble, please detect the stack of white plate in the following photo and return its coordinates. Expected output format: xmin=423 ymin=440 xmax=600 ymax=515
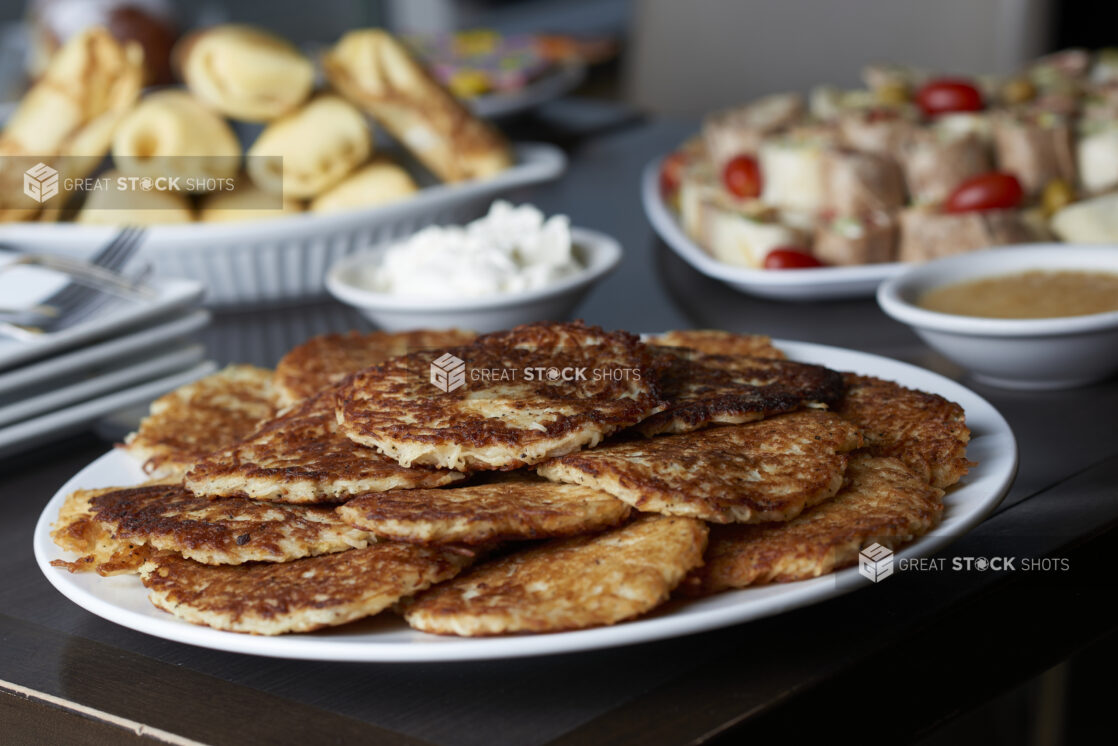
xmin=0 ymin=273 xmax=213 ymax=459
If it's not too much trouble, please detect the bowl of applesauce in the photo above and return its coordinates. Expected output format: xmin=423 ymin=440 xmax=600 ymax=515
xmin=878 ymin=244 xmax=1118 ymax=389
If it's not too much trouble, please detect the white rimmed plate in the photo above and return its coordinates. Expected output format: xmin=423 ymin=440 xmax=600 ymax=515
xmin=0 ymin=144 xmax=566 ymax=308
xmin=0 ymin=310 xmax=210 ymax=397
xmin=4 ymin=360 xmax=215 ymax=458
xmin=33 ymin=340 xmax=1016 ymax=662
xmin=469 ymin=63 xmax=586 ymax=119
xmin=0 ymin=277 xmax=205 ymax=371
xmin=641 ymin=156 xmax=906 ymax=301
xmin=0 ymin=344 xmax=204 ymax=427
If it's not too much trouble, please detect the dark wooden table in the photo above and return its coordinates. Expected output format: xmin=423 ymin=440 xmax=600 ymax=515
xmin=2 ymin=112 xmax=1117 ymax=745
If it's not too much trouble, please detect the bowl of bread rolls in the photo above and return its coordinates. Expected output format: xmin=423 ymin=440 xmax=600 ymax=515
xmin=0 ymin=26 xmax=566 ymax=307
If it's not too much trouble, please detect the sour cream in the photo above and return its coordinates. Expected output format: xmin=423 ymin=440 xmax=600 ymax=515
xmin=359 ymin=201 xmax=581 ymax=298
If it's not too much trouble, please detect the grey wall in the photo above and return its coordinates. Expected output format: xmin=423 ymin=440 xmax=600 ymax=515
xmin=624 ymin=0 xmax=1055 ymax=115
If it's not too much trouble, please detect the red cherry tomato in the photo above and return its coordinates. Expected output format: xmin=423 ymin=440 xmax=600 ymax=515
xmin=659 ymin=152 xmax=686 ymax=198
xmin=944 ymin=172 xmax=1024 ymax=213
xmin=916 ymin=78 xmax=984 ymax=117
xmin=722 ymin=155 xmax=763 ymax=199
xmin=763 ymin=248 xmax=824 ymax=269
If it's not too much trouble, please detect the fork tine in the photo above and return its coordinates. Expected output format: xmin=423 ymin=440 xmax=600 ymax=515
xmin=38 ymin=227 xmax=148 ymax=327
xmin=95 ymin=226 xmax=140 ymax=272
xmin=52 ymin=229 xmax=147 ymax=321
xmin=33 ymin=228 xmax=134 ymax=312
xmin=108 ymin=227 xmax=145 ymax=270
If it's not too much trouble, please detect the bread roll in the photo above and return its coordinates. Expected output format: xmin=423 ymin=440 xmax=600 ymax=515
xmin=199 ymin=182 xmax=302 ymax=223
xmin=76 ymin=171 xmax=194 ymax=225
xmin=310 ymin=158 xmax=417 ymax=213
xmin=178 ymin=24 xmax=314 ymax=122
xmin=246 ymin=95 xmax=371 ymax=199
xmin=323 ymin=29 xmax=511 ymax=183
xmin=112 ymin=90 xmax=241 ymax=188
xmin=1 ymin=27 xmax=143 ymax=221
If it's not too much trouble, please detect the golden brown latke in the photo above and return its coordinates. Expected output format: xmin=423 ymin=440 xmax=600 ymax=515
xmin=634 ymin=346 xmax=844 ymax=436
xmin=836 ymin=374 xmax=972 ymax=489
xmin=274 ymin=329 xmax=477 ymax=406
xmin=649 ymin=330 xmax=785 ymax=359
xmin=538 ymin=411 xmax=863 ymax=524
xmin=682 ymin=455 xmax=944 ymax=594
xmin=185 ymin=388 xmax=462 ymax=503
xmin=51 ymin=485 xmax=157 ymax=575
xmin=121 ymin=366 xmax=277 ymax=479
xmin=337 ymin=475 xmax=631 ymax=545
xmin=336 ymin=321 xmax=665 ymax=471
xmin=403 ymin=514 xmax=707 ymax=636
xmin=141 ymin=543 xmax=472 ymax=635
xmin=86 ymin=483 xmax=372 ymax=564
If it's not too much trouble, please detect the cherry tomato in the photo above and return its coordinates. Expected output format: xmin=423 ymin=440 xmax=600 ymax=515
xmin=763 ymin=248 xmax=824 ymax=269
xmin=722 ymin=155 xmax=763 ymax=199
xmin=659 ymin=152 xmax=686 ymax=198
xmin=944 ymin=172 xmax=1024 ymax=213
xmin=915 ymin=78 xmax=984 ymax=117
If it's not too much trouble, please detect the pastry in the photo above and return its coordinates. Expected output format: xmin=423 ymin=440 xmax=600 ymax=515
xmin=199 ymin=182 xmax=302 ymax=223
xmin=112 ymin=90 xmax=241 ymax=187
xmin=177 ymin=24 xmax=314 ymax=122
xmin=309 ymin=158 xmax=417 ymax=213
xmin=323 ymin=29 xmax=511 ymax=183
xmin=1 ymin=27 xmax=143 ymax=221
xmin=247 ymin=95 xmax=371 ymax=199
xmin=76 ymin=170 xmax=193 ymax=225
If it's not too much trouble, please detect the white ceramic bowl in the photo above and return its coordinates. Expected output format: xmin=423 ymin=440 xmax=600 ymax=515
xmin=325 ymin=227 xmax=622 ymax=333
xmin=877 ymin=244 xmax=1118 ymax=390
xmin=0 ymin=143 xmax=566 ymax=308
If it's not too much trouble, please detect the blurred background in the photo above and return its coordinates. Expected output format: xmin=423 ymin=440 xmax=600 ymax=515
xmin=1 ymin=0 xmax=1117 ymax=112
xmin=1 ymin=2 xmax=1116 ymax=745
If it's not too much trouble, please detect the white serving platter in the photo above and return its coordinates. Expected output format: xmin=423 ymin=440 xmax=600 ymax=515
xmin=34 ymin=340 xmax=1016 ymax=662
xmin=641 ymin=156 xmax=906 ymax=301
xmin=0 ymin=143 xmax=567 ymax=308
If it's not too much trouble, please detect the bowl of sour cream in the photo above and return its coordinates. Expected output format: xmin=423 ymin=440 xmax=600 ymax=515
xmin=326 ymin=201 xmax=622 ymax=332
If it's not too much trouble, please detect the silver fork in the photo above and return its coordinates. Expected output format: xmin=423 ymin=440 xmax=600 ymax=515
xmin=0 ymin=227 xmax=147 ymax=339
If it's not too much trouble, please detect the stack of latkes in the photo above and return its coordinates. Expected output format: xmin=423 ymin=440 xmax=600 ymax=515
xmin=52 ymin=322 xmax=971 ymax=636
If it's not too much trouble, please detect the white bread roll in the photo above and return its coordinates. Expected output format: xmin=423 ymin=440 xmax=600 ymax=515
xmin=178 ymin=24 xmax=314 ymax=122
xmin=199 ymin=182 xmax=302 ymax=223
xmin=310 ymin=158 xmax=417 ymax=214
xmin=112 ymin=90 xmax=241 ymax=188
xmin=247 ymin=95 xmax=371 ymax=199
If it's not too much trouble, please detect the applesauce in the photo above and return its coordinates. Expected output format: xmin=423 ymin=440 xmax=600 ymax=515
xmin=918 ymin=270 xmax=1118 ymax=319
